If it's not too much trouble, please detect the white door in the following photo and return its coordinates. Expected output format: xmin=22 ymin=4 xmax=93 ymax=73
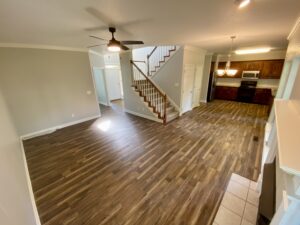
xmin=105 ymin=68 xmax=122 ymax=101
xmin=182 ymin=65 xmax=195 ymax=113
xmin=192 ymin=65 xmax=204 ymax=107
xmin=93 ymin=68 xmax=110 ymax=105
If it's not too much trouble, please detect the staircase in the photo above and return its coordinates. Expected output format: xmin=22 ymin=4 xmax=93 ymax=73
xmin=131 ymin=60 xmax=179 ymax=124
xmin=147 ymin=46 xmax=177 ymax=76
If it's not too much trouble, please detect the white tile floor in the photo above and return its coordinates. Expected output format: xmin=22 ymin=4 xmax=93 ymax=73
xmin=213 ymin=173 xmax=260 ymax=225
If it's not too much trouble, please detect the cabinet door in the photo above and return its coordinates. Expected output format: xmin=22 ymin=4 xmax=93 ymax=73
xmin=230 ymin=61 xmax=244 ymax=78
xmin=261 ymin=60 xmax=284 ymax=79
xmin=244 ymin=61 xmax=264 ymax=71
xmin=253 ymin=89 xmax=272 ymax=105
xmin=215 ymin=86 xmax=238 ymax=101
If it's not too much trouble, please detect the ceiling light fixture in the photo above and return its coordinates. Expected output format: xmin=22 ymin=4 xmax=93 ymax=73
xmin=217 ymin=36 xmax=238 ymax=77
xmin=235 ymin=47 xmax=271 ymax=55
xmin=235 ymin=0 xmax=251 ymax=9
xmin=107 ymin=45 xmax=121 ymax=52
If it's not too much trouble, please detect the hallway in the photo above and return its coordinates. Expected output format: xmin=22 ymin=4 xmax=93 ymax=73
xmin=24 ymin=100 xmax=269 ymax=225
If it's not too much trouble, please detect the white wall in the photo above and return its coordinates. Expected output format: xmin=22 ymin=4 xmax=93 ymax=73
xmin=290 ymin=60 xmax=300 ymax=99
xmin=182 ymin=46 xmax=207 ymax=109
xmin=201 ymin=54 xmax=213 ymax=102
xmin=0 ymin=48 xmax=100 ymax=136
xmin=263 ymin=18 xmax=300 ymax=225
xmin=93 ymin=68 xmax=109 ymax=105
xmin=152 ymin=48 xmax=184 ymax=108
xmin=132 ymin=47 xmax=154 ymax=74
xmin=119 ymin=51 xmax=159 ymax=121
xmin=89 ymin=50 xmax=105 ymax=68
xmin=0 ymin=90 xmax=39 ymax=225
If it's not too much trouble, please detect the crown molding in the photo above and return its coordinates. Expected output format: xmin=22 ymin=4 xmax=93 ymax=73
xmin=0 ymin=43 xmax=88 ymax=52
xmin=287 ymin=17 xmax=300 ymax=41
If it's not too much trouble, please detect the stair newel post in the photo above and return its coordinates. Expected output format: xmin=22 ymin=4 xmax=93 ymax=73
xmin=163 ymin=94 xmax=167 ymax=125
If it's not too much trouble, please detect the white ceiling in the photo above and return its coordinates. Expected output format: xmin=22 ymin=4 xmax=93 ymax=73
xmin=0 ymin=0 xmax=299 ymax=53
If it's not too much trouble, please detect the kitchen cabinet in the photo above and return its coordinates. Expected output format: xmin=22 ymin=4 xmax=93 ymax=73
xmin=213 ymin=59 xmax=284 ymax=79
xmin=243 ymin=61 xmax=264 ymax=71
xmin=215 ymin=86 xmax=238 ymax=101
xmin=253 ymin=88 xmax=273 ymax=105
xmin=215 ymin=86 xmax=273 ymax=106
xmin=260 ymin=60 xmax=284 ymax=79
xmin=215 ymin=62 xmax=243 ymax=78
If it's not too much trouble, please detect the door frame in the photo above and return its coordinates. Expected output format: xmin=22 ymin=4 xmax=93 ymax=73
xmin=104 ymin=67 xmax=124 ymax=101
xmin=180 ymin=64 xmax=196 ymax=114
xmin=92 ymin=66 xmax=111 ymax=106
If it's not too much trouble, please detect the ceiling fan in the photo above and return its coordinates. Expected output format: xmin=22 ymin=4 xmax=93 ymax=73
xmin=88 ymin=27 xmax=144 ymax=52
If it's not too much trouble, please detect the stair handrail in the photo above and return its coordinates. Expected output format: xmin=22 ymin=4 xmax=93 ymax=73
xmin=146 ymin=46 xmax=176 ymax=76
xmin=131 ymin=60 xmax=167 ymax=124
xmin=147 ymin=47 xmax=158 ymax=76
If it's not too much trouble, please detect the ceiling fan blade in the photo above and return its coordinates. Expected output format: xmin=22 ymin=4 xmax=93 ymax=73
xmin=87 ymin=44 xmax=107 ymax=48
xmin=89 ymin=35 xmax=108 ymax=41
xmin=120 ymin=40 xmax=144 ymax=45
xmin=120 ymin=45 xmax=130 ymax=51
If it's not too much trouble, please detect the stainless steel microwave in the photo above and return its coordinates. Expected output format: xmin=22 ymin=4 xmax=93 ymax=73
xmin=242 ymin=71 xmax=260 ymax=79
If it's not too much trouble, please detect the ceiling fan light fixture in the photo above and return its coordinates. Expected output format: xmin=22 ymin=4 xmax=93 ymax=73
xmin=107 ymin=45 xmax=121 ymax=52
xmin=107 ymin=39 xmax=121 ymax=52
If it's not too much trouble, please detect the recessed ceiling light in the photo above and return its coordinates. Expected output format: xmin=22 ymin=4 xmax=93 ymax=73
xmin=235 ymin=47 xmax=271 ymax=55
xmin=235 ymin=0 xmax=251 ymax=9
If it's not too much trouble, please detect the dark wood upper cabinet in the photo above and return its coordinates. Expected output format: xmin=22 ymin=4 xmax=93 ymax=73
xmin=243 ymin=61 xmax=264 ymax=71
xmin=260 ymin=60 xmax=284 ymax=79
xmin=213 ymin=59 xmax=284 ymax=79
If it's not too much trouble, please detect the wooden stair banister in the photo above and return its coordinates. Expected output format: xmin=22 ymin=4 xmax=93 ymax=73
xmin=147 ymin=47 xmax=157 ymax=76
xmin=146 ymin=46 xmax=176 ymax=76
xmin=131 ymin=60 xmax=167 ymax=124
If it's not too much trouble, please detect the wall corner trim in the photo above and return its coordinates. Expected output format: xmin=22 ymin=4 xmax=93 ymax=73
xmin=287 ymin=17 xmax=300 ymax=40
xmin=20 ymin=114 xmax=101 ymax=140
xmin=20 ymin=140 xmax=41 ymax=225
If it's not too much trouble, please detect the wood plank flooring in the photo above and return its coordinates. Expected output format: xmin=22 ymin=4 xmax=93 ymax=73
xmin=24 ymin=100 xmax=269 ymax=225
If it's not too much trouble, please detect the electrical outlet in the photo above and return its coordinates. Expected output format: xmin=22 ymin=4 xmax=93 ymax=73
xmin=86 ymin=90 xmax=92 ymax=95
xmin=71 ymin=114 xmax=75 ymax=118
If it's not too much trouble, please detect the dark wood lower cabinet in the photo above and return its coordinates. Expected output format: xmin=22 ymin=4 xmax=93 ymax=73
xmin=253 ymin=88 xmax=273 ymax=105
xmin=215 ymin=86 xmax=238 ymax=101
xmin=215 ymin=86 xmax=273 ymax=106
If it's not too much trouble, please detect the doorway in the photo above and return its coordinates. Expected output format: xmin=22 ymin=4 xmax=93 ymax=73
xmin=105 ymin=68 xmax=123 ymax=101
xmin=181 ymin=64 xmax=196 ymax=113
xmin=92 ymin=67 xmax=124 ymax=107
xmin=93 ymin=68 xmax=110 ymax=106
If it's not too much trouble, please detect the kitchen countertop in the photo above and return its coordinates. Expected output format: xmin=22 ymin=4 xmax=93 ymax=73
xmin=215 ymin=78 xmax=279 ymax=96
xmin=215 ymin=78 xmax=279 ymax=89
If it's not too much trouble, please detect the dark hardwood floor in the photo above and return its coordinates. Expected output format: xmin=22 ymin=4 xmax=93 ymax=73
xmin=24 ymin=100 xmax=269 ymax=225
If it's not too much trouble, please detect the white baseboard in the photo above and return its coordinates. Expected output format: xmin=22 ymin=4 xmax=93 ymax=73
xmin=200 ymin=99 xmax=207 ymax=103
xmin=20 ymin=140 xmax=41 ymax=225
xmin=21 ymin=114 xmax=101 ymax=140
xmin=124 ymin=109 xmax=162 ymax=123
